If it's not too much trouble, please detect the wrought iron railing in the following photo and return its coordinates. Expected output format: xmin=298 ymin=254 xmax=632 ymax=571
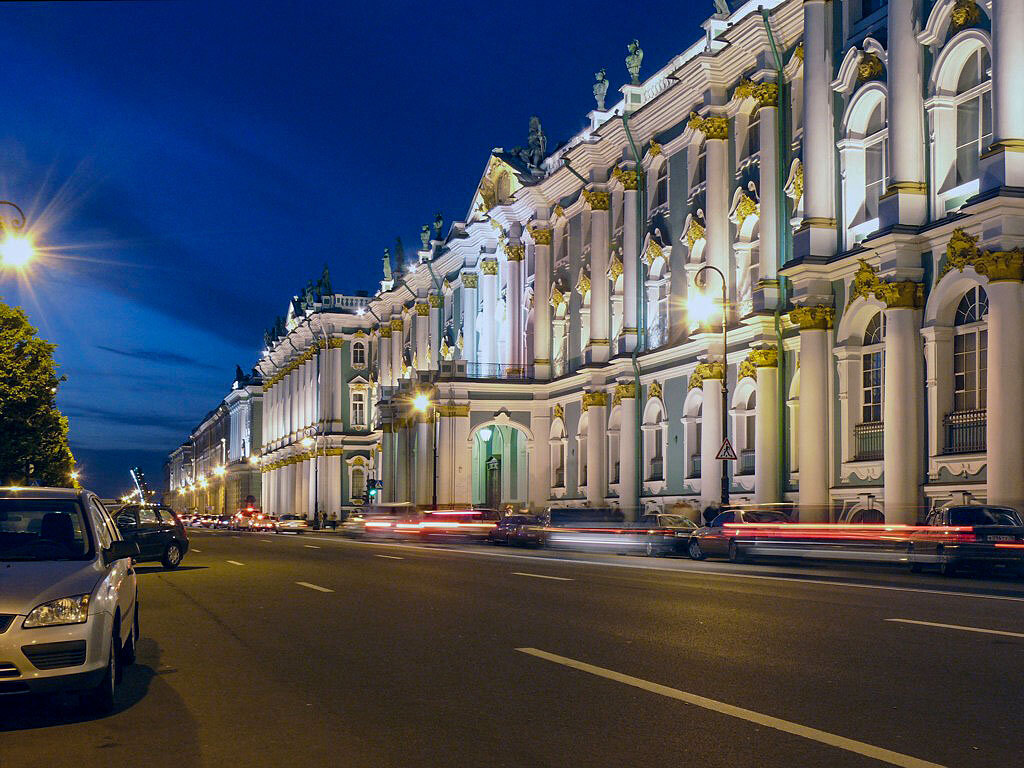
xmin=649 ymin=457 xmax=664 ymax=481
xmin=943 ymin=409 xmax=986 ymax=454
xmin=854 ymin=421 xmax=884 ymax=461
xmin=689 ymin=454 xmax=701 ymax=478
xmin=554 ymin=468 xmax=565 ymax=488
xmin=439 ymin=362 xmax=535 ymax=381
xmin=738 ymin=450 xmax=755 ymax=475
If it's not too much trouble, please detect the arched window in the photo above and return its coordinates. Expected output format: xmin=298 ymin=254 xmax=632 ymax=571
xmin=350 ymin=466 xmax=366 ymax=503
xmin=352 ymin=341 xmax=366 ymax=368
xmin=643 ymin=398 xmax=667 ymax=483
xmin=954 ymin=48 xmax=992 ymax=186
xmin=653 ymin=163 xmax=669 ymax=210
xmin=549 ymin=417 xmax=567 ymax=489
xmin=953 ymin=286 xmax=988 ymax=413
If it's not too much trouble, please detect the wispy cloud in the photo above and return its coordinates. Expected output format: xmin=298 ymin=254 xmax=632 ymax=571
xmin=95 ymin=345 xmax=223 ymax=371
xmin=63 ymin=403 xmax=196 ymax=432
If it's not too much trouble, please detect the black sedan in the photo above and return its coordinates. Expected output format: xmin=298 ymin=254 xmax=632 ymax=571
xmin=909 ymin=505 xmax=1024 ymax=577
xmin=488 ymin=514 xmax=544 ymax=547
xmin=686 ymin=508 xmax=791 ymax=562
xmin=114 ymin=503 xmax=190 ymax=569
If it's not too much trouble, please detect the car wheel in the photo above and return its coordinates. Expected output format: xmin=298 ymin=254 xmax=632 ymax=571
xmin=162 ymin=542 xmax=183 ymax=569
xmin=687 ymin=538 xmax=705 ymax=561
xmin=728 ymin=541 xmax=745 ymax=564
xmin=644 ymin=540 xmax=657 ymax=557
xmin=83 ymin=629 xmax=119 ymax=715
xmin=938 ymin=550 xmax=958 ymax=577
xmin=119 ymin=605 xmax=138 ymax=666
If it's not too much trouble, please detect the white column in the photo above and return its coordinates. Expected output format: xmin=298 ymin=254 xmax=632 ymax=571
xmin=530 ymin=412 xmax=551 ymax=512
xmin=705 ymin=132 xmax=731 ymax=284
xmin=616 ymin=381 xmax=638 ymax=518
xmin=319 ymin=346 xmax=331 ymax=424
xmin=883 ymin=300 xmax=923 ymax=522
xmin=505 ymin=242 xmax=525 ymax=370
xmin=327 ymin=454 xmax=341 ymax=514
xmin=986 ymin=279 xmax=1024 ymax=510
xmin=757 ymin=99 xmax=780 ymax=285
xmin=797 ymin=0 xmax=837 ymax=257
xmin=754 ymin=352 xmax=780 ymax=504
xmin=531 ymin=226 xmax=553 ymax=379
xmin=391 ymin=316 xmax=403 ymax=381
xmin=381 ymin=424 xmax=395 ymax=503
xmin=620 ymin=180 xmax=639 ymax=353
xmin=480 ymin=259 xmax=499 ymax=365
xmin=428 ymin=293 xmax=441 ymax=371
xmin=461 ymin=273 xmax=478 ymax=363
xmin=414 ymin=301 xmax=429 ymax=372
xmin=395 ymin=421 xmax=411 ymax=503
xmin=416 ymin=416 xmax=432 ymax=506
xmin=332 ymin=346 xmax=343 ymax=425
xmin=586 ymin=188 xmax=610 ymax=363
xmin=881 ymin=0 xmax=927 ymax=225
xmin=585 ymin=395 xmax=607 ymax=505
xmin=700 ymin=376 xmax=724 ymax=510
xmin=986 ymin=0 xmax=1024 ymax=188
xmin=379 ymin=327 xmax=392 ymax=388
xmin=793 ymin=308 xmax=832 ymax=520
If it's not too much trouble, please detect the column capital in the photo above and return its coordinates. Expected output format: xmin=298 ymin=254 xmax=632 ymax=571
xmin=688 ymin=361 xmax=725 ymax=390
xmin=414 ymin=302 xmax=430 ymax=316
xmin=789 ymin=304 xmax=834 ymax=330
xmin=734 ymin=79 xmax=778 ymax=110
xmin=749 ymin=346 xmax=779 ymax=368
xmin=581 ymin=391 xmax=608 ymax=411
xmin=480 ymin=259 xmax=499 ymax=276
xmin=582 ymin=187 xmax=610 ymax=211
xmin=848 ymin=260 xmax=924 ymax=308
xmin=528 ymin=224 xmax=553 ymax=244
xmin=428 ymin=293 xmax=443 ymax=308
xmin=504 ymin=244 xmax=526 ymax=261
xmin=940 ymin=228 xmax=1024 ymax=282
xmin=612 ymin=166 xmax=639 ymax=190
xmin=612 ymin=381 xmax=637 ymax=406
xmin=461 ymin=272 xmax=478 ymax=288
xmin=688 ymin=112 xmax=729 ymax=140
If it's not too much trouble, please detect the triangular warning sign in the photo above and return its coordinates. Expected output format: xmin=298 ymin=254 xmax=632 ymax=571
xmin=715 ymin=438 xmax=738 ymax=461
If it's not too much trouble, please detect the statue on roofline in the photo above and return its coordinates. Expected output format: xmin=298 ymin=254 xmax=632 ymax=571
xmin=626 ymin=40 xmax=643 ymax=85
xmin=383 ymin=248 xmax=393 ymax=282
xmin=594 ymin=68 xmax=609 ymax=111
xmin=433 ymin=212 xmax=444 ymax=239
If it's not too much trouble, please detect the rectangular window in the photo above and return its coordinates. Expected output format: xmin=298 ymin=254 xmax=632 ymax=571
xmin=957 ymin=96 xmax=981 ymax=184
xmin=864 ymin=139 xmax=886 ymax=220
xmin=352 ymin=392 xmax=366 ymax=427
xmin=862 ymin=350 xmax=884 ymax=422
xmin=747 ymin=111 xmax=760 ymax=157
xmin=351 ymin=468 xmax=366 ymax=501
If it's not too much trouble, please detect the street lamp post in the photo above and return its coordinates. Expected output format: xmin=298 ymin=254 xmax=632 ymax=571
xmin=0 ymin=201 xmax=34 ymax=269
xmin=413 ymin=392 xmax=438 ymax=508
xmin=692 ymin=264 xmax=730 ymax=507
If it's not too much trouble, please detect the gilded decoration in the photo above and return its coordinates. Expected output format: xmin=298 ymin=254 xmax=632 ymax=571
xmin=793 ymin=43 xmax=803 ymax=62
xmin=688 ymin=112 xmax=729 ymax=140
xmin=505 ymin=244 xmax=526 ymax=261
xmin=684 ymin=218 xmax=706 ymax=248
xmin=689 ymin=361 xmax=725 ymax=391
xmin=647 ymin=381 xmax=663 ymax=401
xmin=481 ymin=259 xmax=499 ymax=276
xmin=554 ymin=204 xmax=565 ymax=218
xmin=950 ymin=0 xmax=981 ymax=30
xmin=442 ymin=278 xmax=452 ymax=293
xmin=857 ymin=52 xmax=884 ymax=83
xmin=440 ymin=338 xmax=451 ymax=359
xmin=415 ymin=302 xmax=430 ymax=316
xmin=738 ymin=360 xmax=757 ymax=381
xmin=582 ymin=188 xmax=610 ymax=211
xmin=789 ymin=305 xmax=834 ymax=330
xmin=428 ymin=294 xmax=442 ymax=308
xmin=612 ymin=166 xmax=639 ymax=190
xmin=456 ymin=329 xmax=464 ymax=350
xmin=940 ymin=227 xmax=1024 ymax=283
xmin=477 ymin=155 xmax=520 ymax=212
xmin=749 ymin=347 xmax=778 ymax=368
xmin=462 ymin=272 xmax=479 ymax=288
xmin=576 ymin=271 xmax=592 ymax=296
xmin=328 ymin=338 xmax=345 ymax=349
xmin=608 ymin=251 xmax=624 ymax=281
xmin=581 ymin=391 xmax=609 ymax=411
xmin=734 ymin=193 xmax=759 ymax=226
xmin=734 ymin=78 xmax=778 ymax=109
xmin=612 ymin=381 xmax=637 ymax=407
xmin=550 ymin=284 xmax=566 ymax=310
xmin=553 ymin=403 xmax=565 ymax=422
xmin=390 ymin=318 xmax=403 ymax=331
xmin=648 ymin=140 xmax=662 ymax=157
xmin=848 ymin=259 xmax=924 ymax=308
xmin=379 ymin=326 xmax=392 ymax=338
xmin=788 ymin=161 xmax=804 ymax=203
xmin=644 ymin=239 xmax=664 ymax=267
xmin=529 ymin=225 xmax=553 ymax=245
xmin=437 ymin=404 xmax=470 ymax=417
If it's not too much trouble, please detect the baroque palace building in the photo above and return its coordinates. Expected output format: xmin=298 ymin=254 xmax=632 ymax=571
xmin=228 ymin=0 xmax=1024 ymax=524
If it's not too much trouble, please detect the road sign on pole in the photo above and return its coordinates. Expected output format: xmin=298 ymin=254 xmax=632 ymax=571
xmin=715 ymin=438 xmax=738 ymax=461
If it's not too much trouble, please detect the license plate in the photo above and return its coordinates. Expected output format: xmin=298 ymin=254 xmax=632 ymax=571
xmin=987 ymin=535 xmax=1015 ymax=541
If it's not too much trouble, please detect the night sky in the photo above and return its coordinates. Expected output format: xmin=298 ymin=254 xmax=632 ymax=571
xmin=0 ymin=0 xmax=708 ymax=496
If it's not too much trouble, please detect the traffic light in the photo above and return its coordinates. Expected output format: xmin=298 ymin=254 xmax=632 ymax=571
xmin=366 ymin=479 xmax=381 ymax=502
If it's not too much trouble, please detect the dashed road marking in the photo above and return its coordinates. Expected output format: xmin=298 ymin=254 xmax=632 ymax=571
xmin=885 ymin=618 xmax=1024 ymax=639
xmin=517 ymin=648 xmax=945 ymax=768
xmin=295 ymin=581 xmax=334 ymax=593
xmin=375 ymin=554 xmax=404 ymax=560
xmin=304 ymin=545 xmax=321 ymax=549
xmin=512 ymin=572 xmax=573 ymax=581
xmin=191 ymin=548 xmax=201 ymax=553
xmin=226 ymin=560 xmax=245 ymax=566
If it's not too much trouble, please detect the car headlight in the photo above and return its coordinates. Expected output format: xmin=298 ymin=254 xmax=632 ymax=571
xmin=23 ymin=595 xmax=90 ymax=628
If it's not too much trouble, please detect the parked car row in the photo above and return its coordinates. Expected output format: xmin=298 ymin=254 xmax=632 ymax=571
xmin=177 ymin=509 xmax=310 ymax=534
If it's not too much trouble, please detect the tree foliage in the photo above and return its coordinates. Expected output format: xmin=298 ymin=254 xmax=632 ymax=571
xmin=0 ymin=299 xmax=75 ymax=486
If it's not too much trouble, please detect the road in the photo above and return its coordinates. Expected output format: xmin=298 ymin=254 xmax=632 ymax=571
xmin=3 ymin=530 xmax=1023 ymax=768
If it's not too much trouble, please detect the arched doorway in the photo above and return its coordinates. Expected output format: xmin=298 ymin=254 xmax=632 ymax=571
xmin=471 ymin=423 xmax=530 ymax=509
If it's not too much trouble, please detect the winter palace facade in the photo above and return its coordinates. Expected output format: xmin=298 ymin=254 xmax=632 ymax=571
xmin=243 ymin=0 xmax=1024 ymax=524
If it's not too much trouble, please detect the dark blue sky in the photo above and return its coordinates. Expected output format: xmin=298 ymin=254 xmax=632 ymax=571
xmin=0 ymin=0 xmax=708 ymax=496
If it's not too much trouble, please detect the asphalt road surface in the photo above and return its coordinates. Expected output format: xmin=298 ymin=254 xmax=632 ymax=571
xmin=3 ymin=531 xmax=1023 ymax=768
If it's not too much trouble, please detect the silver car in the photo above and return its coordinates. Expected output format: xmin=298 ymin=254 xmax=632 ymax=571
xmin=0 ymin=487 xmax=139 ymax=713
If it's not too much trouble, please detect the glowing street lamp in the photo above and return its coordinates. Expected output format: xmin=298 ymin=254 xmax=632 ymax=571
xmin=248 ymin=454 xmax=260 ymax=466
xmin=212 ymin=465 xmax=226 ymax=477
xmin=0 ymin=202 xmax=34 ymax=270
xmin=300 ymin=436 xmax=314 ymax=449
xmin=412 ymin=393 xmax=431 ymax=413
xmin=688 ymin=264 xmax=730 ymax=507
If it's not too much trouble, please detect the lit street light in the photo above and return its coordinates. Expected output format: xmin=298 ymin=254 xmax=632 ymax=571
xmin=0 ymin=201 xmax=35 ymax=270
xmin=689 ymin=264 xmax=730 ymax=508
xmin=412 ymin=391 xmax=438 ymax=508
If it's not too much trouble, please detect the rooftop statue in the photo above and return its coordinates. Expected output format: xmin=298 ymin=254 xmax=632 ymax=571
xmin=382 ymin=248 xmax=393 ymax=282
xmin=626 ymin=39 xmax=643 ymax=85
xmin=510 ymin=116 xmax=547 ymax=169
xmin=593 ymin=68 xmax=609 ymax=111
xmin=234 ymin=364 xmax=245 ymax=384
xmin=318 ymin=263 xmax=332 ymax=298
xmin=433 ymin=212 xmax=444 ymax=239
xmin=302 ymin=280 xmax=316 ymax=308
xmin=421 ymin=225 xmax=431 ymax=250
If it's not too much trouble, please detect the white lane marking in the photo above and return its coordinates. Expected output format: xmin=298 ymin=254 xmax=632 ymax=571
xmin=302 ymin=536 xmax=1024 ymax=604
xmin=304 ymin=545 xmax=321 ymax=549
xmin=375 ymin=554 xmax=404 ymax=560
xmin=190 ymin=548 xmax=202 ymax=553
xmin=517 ymin=648 xmax=945 ymax=768
xmin=295 ymin=581 xmax=334 ymax=593
xmin=885 ymin=618 xmax=1024 ymax=639
xmin=226 ymin=560 xmax=245 ymax=566
xmin=512 ymin=572 xmax=573 ymax=581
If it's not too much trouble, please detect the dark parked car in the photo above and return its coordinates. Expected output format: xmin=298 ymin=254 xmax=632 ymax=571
xmin=686 ymin=508 xmax=791 ymax=562
xmin=909 ymin=505 xmax=1024 ymax=576
xmin=489 ymin=514 xmax=544 ymax=547
xmin=636 ymin=513 xmax=699 ymax=556
xmin=115 ymin=504 xmax=189 ymax=569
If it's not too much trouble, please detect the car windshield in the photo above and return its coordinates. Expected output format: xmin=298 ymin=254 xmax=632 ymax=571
xmin=0 ymin=498 xmax=92 ymax=561
xmin=741 ymin=511 xmax=791 ymax=524
xmin=280 ymin=515 xmax=300 ymax=521
xmin=949 ymin=506 xmax=1023 ymax=526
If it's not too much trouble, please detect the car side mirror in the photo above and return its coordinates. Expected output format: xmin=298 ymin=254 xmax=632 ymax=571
xmin=103 ymin=540 xmax=140 ymax=566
